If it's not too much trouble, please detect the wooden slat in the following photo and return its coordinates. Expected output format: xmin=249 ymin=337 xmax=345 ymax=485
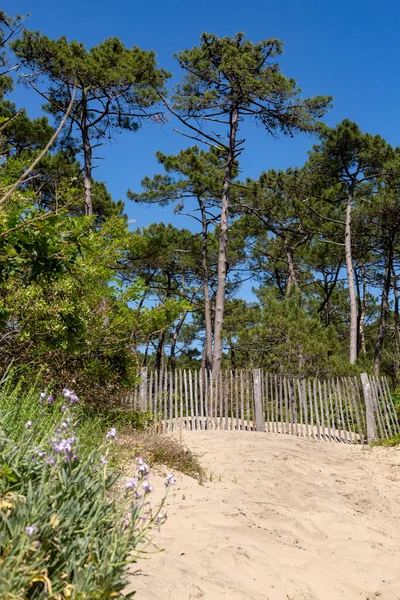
xmin=291 ymin=379 xmax=299 ymax=437
xmin=330 ymin=380 xmax=339 ymax=442
xmin=204 ymin=370 xmax=209 ymax=429
xmin=209 ymin=372 xmax=214 ymax=430
xmin=382 ymin=376 xmax=400 ymax=434
xmin=253 ymin=369 xmax=265 ymax=432
xmin=214 ymin=372 xmax=218 ymax=430
xmin=235 ymin=371 xmax=239 ymax=431
xmin=374 ymin=377 xmax=392 ymax=437
xmin=332 ymin=379 xmax=343 ymax=443
xmin=375 ymin=377 xmax=388 ymax=439
xmin=307 ymin=380 xmax=315 ymax=439
xmin=274 ymin=375 xmax=279 ymax=434
xmin=278 ymin=376 xmax=284 ymax=434
xmin=270 ymin=373 xmax=275 ymax=433
xmin=284 ymin=376 xmax=289 ymax=435
xmin=341 ymin=378 xmax=353 ymax=443
xmin=370 ymin=377 xmax=387 ymax=439
xmin=313 ymin=379 xmax=321 ymax=441
xmin=302 ymin=379 xmax=309 ymax=439
xmin=323 ymin=380 xmax=332 ymax=442
xmin=354 ymin=377 xmax=367 ymax=435
xmin=148 ymin=371 xmax=153 ymax=415
xmin=219 ymin=372 xmax=223 ymax=430
xmin=265 ymin=372 xmax=271 ymax=433
xmin=194 ymin=369 xmax=199 ymax=431
xmin=343 ymin=378 xmax=354 ymax=444
xmin=336 ymin=379 xmax=348 ymax=444
xmin=153 ymin=371 xmax=158 ymax=422
xmin=189 ymin=370 xmax=194 ymax=431
xmin=199 ymin=369 xmax=204 ymax=430
xmin=163 ymin=369 xmax=168 ymax=433
xmin=240 ymin=370 xmax=245 ymax=431
xmin=297 ymin=379 xmax=303 ymax=437
xmin=183 ymin=370 xmax=189 ymax=430
xmin=348 ymin=377 xmax=363 ymax=444
xmin=246 ymin=371 xmax=251 ymax=431
xmin=168 ymin=371 xmax=173 ymax=433
xmin=179 ymin=369 xmax=183 ymax=431
xmin=158 ymin=368 xmax=163 ymax=425
xmin=377 ymin=377 xmax=395 ymax=435
xmin=225 ymin=371 xmax=229 ymax=430
xmin=318 ymin=380 xmax=325 ymax=441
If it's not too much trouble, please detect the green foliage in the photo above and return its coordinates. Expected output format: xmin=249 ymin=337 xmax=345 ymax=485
xmin=12 ymin=31 xmax=170 ymax=162
xmin=370 ymin=434 xmax=400 ymax=447
xmin=0 ymin=190 xmax=183 ymax=399
xmin=230 ymin=289 xmax=350 ymax=377
xmin=173 ymin=32 xmax=331 ymax=133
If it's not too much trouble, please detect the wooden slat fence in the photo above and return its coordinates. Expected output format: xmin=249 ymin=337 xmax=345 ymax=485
xmin=119 ymin=369 xmax=400 ymax=444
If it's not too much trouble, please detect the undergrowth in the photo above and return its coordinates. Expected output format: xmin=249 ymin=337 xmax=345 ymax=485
xmin=119 ymin=432 xmax=204 ymax=479
xmin=371 ymin=434 xmax=400 ymax=447
xmin=0 ymin=383 xmax=176 ymax=599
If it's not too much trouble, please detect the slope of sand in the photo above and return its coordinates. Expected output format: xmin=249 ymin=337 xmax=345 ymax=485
xmin=126 ymin=431 xmax=400 ymax=600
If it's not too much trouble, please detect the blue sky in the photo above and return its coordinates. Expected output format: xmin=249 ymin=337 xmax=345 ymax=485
xmin=5 ymin=0 xmax=400 ymax=232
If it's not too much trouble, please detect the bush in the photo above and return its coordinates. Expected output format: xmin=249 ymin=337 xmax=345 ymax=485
xmin=0 ymin=387 xmax=175 ymax=599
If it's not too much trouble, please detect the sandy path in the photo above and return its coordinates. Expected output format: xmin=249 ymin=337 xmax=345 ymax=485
xmin=126 ymin=431 xmax=400 ymax=600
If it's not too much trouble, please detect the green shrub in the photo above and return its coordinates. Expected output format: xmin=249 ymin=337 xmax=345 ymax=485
xmin=0 ymin=388 xmax=174 ymax=599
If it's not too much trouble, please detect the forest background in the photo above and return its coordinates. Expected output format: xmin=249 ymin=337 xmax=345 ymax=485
xmin=2 ymin=0 xmax=400 ymax=405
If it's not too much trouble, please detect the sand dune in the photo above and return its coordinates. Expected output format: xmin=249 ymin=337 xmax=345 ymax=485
xmin=126 ymin=431 xmax=400 ymax=600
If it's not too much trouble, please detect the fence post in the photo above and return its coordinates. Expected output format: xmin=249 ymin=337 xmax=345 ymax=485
xmin=139 ymin=367 xmax=148 ymax=412
xmin=360 ymin=373 xmax=377 ymax=442
xmin=252 ymin=369 xmax=265 ymax=433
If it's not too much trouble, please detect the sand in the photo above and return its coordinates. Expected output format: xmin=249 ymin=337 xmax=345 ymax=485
xmin=126 ymin=431 xmax=400 ymax=600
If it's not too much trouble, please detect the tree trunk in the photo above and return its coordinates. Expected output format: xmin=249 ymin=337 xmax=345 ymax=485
xmin=212 ymin=107 xmax=239 ymax=376
xmin=344 ymin=192 xmax=358 ymax=364
xmin=155 ymin=331 xmax=165 ymax=373
xmin=359 ymin=266 xmax=367 ymax=355
xmin=317 ymin=263 xmax=341 ymax=325
xmin=285 ymin=245 xmax=298 ymax=295
xmin=199 ymin=199 xmax=213 ymax=371
xmin=374 ymin=237 xmax=394 ymax=375
xmin=143 ymin=339 xmax=150 ymax=367
xmin=392 ymin=268 xmax=400 ymax=352
xmin=230 ymin=342 xmax=236 ymax=371
xmin=81 ymin=100 xmax=93 ymax=216
xmin=355 ymin=266 xmax=362 ymax=356
xmin=169 ymin=310 xmax=188 ymax=371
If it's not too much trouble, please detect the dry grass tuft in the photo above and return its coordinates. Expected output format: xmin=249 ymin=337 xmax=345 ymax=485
xmin=118 ymin=431 xmax=204 ymax=479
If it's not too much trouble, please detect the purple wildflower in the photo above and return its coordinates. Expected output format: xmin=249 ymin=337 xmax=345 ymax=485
xmin=39 ymin=392 xmax=46 ymax=404
xmin=61 ymin=405 xmax=67 ymax=412
xmin=125 ymin=477 xmax=138 ymax=489
xmin=106 ymin=428 xmax=118 ymax=442
xmin=24 ymin=421 xmax=32 ymax=428
xmin=25 ymin=525 xmax=39 ymax=536
xmin=100 ymin=457 xmax=107 ymax=466
xmin=47 ymin=395 xmax=54 ymax=404
xmin=136 ymin=457 xmax=149 ymax=476
xmin=165 ymin=474 xmax=176 ymax=487
xmin=62 ymin=388 xmax=79 ymax=404
xmin=51 ymin=435 xmax=77 ymax=461
xmin=142 ymin=480 xmax=153 ymax=494
xmin=45 ymin=456 xmax=55 ymax=465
